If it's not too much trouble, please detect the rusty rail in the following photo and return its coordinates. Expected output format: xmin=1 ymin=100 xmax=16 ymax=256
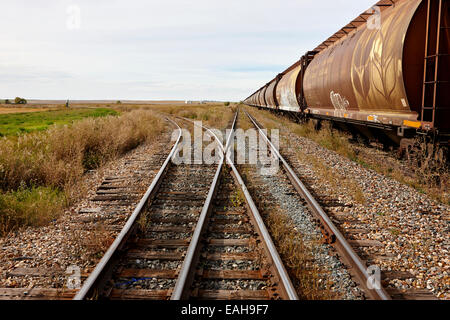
xmin=73 ymin=118 xmax=182 ymax=300
xmin=175 ymin=111 xmax=299 ymax=300
xmin=170 ymin=112 xmax=238 ymax=300
xmin=75 ymin=112 xmax=298 ymax=301
xmin=244 ymin=110 xmax=391 ymax=301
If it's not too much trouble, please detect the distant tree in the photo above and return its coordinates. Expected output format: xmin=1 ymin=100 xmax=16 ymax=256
xmin=116 ymin=100 xmax=122 ymax=104
xmin=5 ymin=99 xmax=10 ymax=104
xmin=224 ymin=102 xmax=230 ymax=107
xmin=15 ymin=97 xmax=27 ymax=104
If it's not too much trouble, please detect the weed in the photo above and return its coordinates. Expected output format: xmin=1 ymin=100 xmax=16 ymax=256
xmin=296 ymin=150 xmax=366 ymax=205
xmin=230 ymin=189 xmax=245 ymax=207
xmin=265 ymin=207 xmax=338 ymax=300
xmin=70 ymin=225 xmax=115 ymax=262
xmin=0 ymin=186 xmax=65 ymax=236
xmin=137 ymin=211 xmax=152 ymax=233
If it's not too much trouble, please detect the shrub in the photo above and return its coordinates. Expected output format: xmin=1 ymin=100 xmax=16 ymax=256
xmin=224 ymin=102 xmax=230 ymax=106
xmin=14 ymin=97 xmax=27 ymax=104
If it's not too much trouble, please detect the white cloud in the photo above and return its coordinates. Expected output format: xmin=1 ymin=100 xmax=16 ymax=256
xmin=0 ymin=0 xmax=376 ymax=101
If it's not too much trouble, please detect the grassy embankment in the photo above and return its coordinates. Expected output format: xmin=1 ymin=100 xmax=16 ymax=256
xmin=0 ymin=107 xmax=166 ymax=236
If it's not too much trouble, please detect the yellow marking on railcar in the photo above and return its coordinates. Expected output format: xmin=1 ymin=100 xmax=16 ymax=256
xmin=403 ymin=120 xmax=421 ymax=128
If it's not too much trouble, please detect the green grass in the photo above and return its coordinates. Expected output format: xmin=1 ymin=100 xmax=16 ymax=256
xmin=0 ymin=108 xmax=119 ymax=136
xmin=0 ymin=186 xmax=66 ymax=236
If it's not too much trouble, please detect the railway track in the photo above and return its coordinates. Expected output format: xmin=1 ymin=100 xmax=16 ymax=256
xmin=243 ymin=109 xmax=439 ymax=300
xmin=0 ymin=138 xmax=173 ymax=300
xmin=73 ymin=112 xmax=298 ymax=300
xmin=243 ymin=110 xmax=391 ymax=300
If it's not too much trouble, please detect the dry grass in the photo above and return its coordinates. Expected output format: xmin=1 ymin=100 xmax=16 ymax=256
xmin=295 ymin=150 xmax=366 ymax=205
xmin=237 ymin=160 xmax=337 ymax=299
xmin=288 ymin=120 xmax=358 ymax=161
xmin=150 ymin=103 xmax=235 ymax=129
xmin=242 ymin=105 xmax=358 ymax=161
xmin=237 ymin=108 xmax=254 ymax=131
xmin=70 ymin=225 xmax=116 ymax=261
xmin=137 ymin=210 xmax=152 ymax=233
xmin=0 ymin=107 xmax=48 ymax=114
xmin=0 ymin=109 xmax=165 ymax=191
xmin=265 ymin=209 xmax=338 ymax=300
xmin=0 ymin=109 xmax=167 ymax=235
xmin=404 ymin=139 xmax=449 ymax=202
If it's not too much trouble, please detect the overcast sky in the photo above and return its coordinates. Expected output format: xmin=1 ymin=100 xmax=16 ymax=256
xmin=1 ymin=0 xmax=376 ymax=101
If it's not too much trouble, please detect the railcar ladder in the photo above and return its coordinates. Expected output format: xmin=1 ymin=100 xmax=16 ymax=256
xmin=421 ymin=0 xmax=450 ymax=131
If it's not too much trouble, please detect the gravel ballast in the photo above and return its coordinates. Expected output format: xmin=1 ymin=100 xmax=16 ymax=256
xmin=250 ymin=110 xmax=449 ymax=300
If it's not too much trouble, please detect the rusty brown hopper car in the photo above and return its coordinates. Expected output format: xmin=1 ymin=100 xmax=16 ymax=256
xmin=248 ymin=93 xmax=257 ymax=106
xmin=276 ymin=65 xmax=303 ymax=113
xmin=245 ymin=0 xmax=450 ymax=145
xmin=255 ymin=90 xmax=261 ymax=106
xmin=265 ymin=79 xmax=279 ymax=109
xmin=259 ymin=86 xmax=268 ymax=107
xmin=248 ymin=94 xmax=254 ymax=106
xmin=252 ymin=93 xmax=258 ymax=106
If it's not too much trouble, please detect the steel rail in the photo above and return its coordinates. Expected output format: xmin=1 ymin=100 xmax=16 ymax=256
xmin=73 ymin=118 xmax=182 ymax=300
xmin=226 ymin=149 xmax=299 ymax=300
xmin=170 ymin=112 xmax=238 ymax=300
xmin=244 ymin=110 xmax=391 ymax=301
xmin=176 ymin=112 xmax=298 ymax=300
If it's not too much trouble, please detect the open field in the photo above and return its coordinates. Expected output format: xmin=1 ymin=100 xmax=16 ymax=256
xmin=0 ymin=108 xmax=118 ymax=136
xmin=0 ymin=107 xmax=49 ymax=114
xmin=0 ymin=108 xmax=167 ymax=235
xmin=24 ymin=100 xmax=189 ymax=105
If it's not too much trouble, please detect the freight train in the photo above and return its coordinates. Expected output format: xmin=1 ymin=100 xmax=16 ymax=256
xmin=244 ymin=0 xmax=449 ymax=148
